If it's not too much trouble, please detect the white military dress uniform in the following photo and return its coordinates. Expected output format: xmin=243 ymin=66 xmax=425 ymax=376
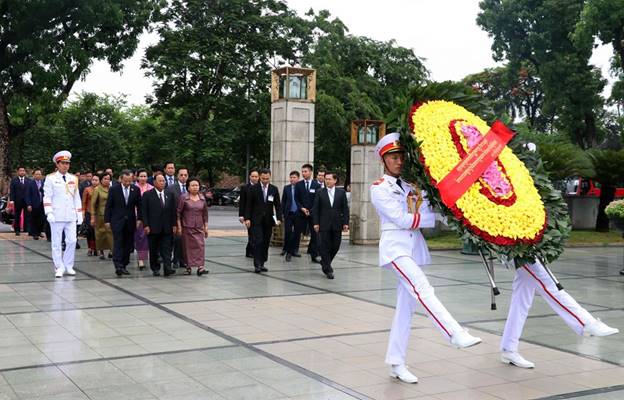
xmin=44 ymin=151 xmax=83 ymax=277
xmin=370 ymin=133 xmax=481 ymax=383
xmin=500 ymin=259 xmax=619 ymax=368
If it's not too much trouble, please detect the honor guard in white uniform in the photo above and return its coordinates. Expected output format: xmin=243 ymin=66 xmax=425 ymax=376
xmin=44 ymin=151 xmax=83 ymax=278
xmin=370 ymin=133 xmax=482 ymax=384
xmin=500 ymin=259 xmax=619 ymax=368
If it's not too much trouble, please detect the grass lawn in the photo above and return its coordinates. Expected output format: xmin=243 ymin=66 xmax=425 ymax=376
xmin=426 ymin=229 xmax=624 ymax=250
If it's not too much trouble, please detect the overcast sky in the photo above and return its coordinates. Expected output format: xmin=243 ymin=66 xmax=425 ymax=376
xmin=70 ymin=0 xmax=614 ymax=105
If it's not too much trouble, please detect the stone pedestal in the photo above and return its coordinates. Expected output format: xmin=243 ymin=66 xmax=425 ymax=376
xmin=269 ymin=67 xmax=316 ymax=246
xmin=270 ymin=100 xmax=315 ymax=191
xmin=350 ymin=145 xmax=383 ymax=245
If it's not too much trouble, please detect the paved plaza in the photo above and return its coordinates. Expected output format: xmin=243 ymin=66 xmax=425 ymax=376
xmin=0 ymin=215 xmax=623 ymax=399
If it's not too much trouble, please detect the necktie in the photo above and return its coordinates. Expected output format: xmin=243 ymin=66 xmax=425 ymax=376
xmin=62 ymin=175 xmax=66 ymax=182
xmin=305 ymin=181 xmax=309 ymax=191
xmin=124 ymin=187 xmax=129 ymax=204
xmin=20 ymin=177 xmax=23 ymax=184
xmin=263 ymin=185 xmax=268 ymax=202
xmin=181 ymin=184 xmax=186 ymax=194
xmin=396 ymin=178 xmax=404 ymax=191
xmin=290 ymin=186 xmax=297 ymax=212
xmin=159 ymin=192 xmax=164 ymax=206
xmin=329 ymin=189 xmax=334 ymax=206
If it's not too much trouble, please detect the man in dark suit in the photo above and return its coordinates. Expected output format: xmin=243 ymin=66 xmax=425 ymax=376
xmin=238 ymin=169 xmax=259 ymax=258
xmin=166 ymin=167 xmax=189 ymax=269
xmin=244 ymin=168 xmax=281 ymax=273
xmin=147 ymin=165 xmax=163 ymax=186
xmin=295 ymin=163 xmax=321 ymax=263
xmin=163 ymin=161 xmax=176 ymax=188
xmin=9 ymin=166 xmax=30 ymax=236
xmin=281 ymin=170 xmax=301 ymax=262
xmin=141 ymin=174 xmax=177 ymax=277
xmin=79 ymin=171 xmax=92 ymax=198
xmin=25 ymin=168 xmax=45 ymax=240
xmin=312 ymin=172 xmax=349 ymax=280
xmin=105 ymin=170 xmax=142 ymax=276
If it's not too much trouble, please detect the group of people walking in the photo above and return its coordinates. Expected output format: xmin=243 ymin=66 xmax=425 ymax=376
xmin=15 ymin=152 xmax=209 ymax=278
xmin=238 ymin=165 xmax=349 ymax=279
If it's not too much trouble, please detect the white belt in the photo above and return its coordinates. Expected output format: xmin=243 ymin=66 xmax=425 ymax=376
xmin=380 ymin=223 xmax=412 ymax=232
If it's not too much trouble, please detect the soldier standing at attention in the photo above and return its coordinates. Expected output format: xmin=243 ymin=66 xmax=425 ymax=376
xmin=44 ymin=151 xmax=83 ymax=278
xmin=370 ymin=133 xmax=482 ymax=384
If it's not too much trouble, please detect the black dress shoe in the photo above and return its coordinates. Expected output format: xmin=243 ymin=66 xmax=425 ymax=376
xmin=311 ymin=256 xmax=321 ymax=264
xmin=325 ymin=272 xmax=334 ymax=280
xmin=33 ymin=236 xmax=39 ymax=241
xmin=163 ymin=269 xmax=176 ymax=277
xmin=280 ymin=250 xmax=286 ymax=256
xmin=246 ymin=254 xmax=254 ymax=258
xmin=254 ymin=267 xmax=261 ymax=273
xmin=121 ymin=268 xmax=130 ymax=275
xmin=75 ymin=243 xmax=81 ymax=249
xmin=260 ymin=266 xmax=268 ymax=272
xmin=15 ymin=232 xmax=20 ymax=236
xmin=285 ymin=253 xmax=292 ymax=262
xmin=620 ymin=269 xmax=624 ymax=276
xmin=292 ymin=253 xmax=301 ymax=258
xmin=152 ymin=271 xmax=161 ymax=276
xmin=115 ymin=270 xmax=123 ymax=277
xmin=107 ymin=253 xmax=113 ymax=259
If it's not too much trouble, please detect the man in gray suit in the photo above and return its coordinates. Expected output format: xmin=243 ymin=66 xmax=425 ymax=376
xmin=166 ymin=167 xmax=189 ymax=269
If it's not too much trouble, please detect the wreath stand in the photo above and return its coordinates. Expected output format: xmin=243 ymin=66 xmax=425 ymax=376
xmin=477 ymin=248 xmax=563 ymax=310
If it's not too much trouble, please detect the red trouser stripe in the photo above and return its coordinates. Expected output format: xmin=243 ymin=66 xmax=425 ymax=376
xmin=522 ymin=265 xmax=584 ymax=327
xmin=391 ymin=261 xmax=451 ymax=337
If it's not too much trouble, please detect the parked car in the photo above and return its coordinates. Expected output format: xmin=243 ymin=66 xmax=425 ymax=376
xmin=207 ymin=187 xmax=236 ymax=206
xmin=564 ymin=176 xmax=624 ymax=198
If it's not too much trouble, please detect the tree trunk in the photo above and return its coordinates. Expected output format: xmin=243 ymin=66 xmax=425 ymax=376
xmin=584 ymin=112 xmax=597 ymax=148
xmin=595 ymin=184 xmax=616 ymax=232
xmin=0 ymin=96 xmax=10 ymax=195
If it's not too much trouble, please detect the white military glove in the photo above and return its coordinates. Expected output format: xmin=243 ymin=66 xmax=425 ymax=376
xmin=77 ymin=213 xmax=84 ymax=225
xmin=47 ymin=213 xmax=56 ymax=223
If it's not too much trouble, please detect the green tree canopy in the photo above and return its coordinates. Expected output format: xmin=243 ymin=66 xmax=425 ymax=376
xmin=477 ymin=0 xmax=606 ymax=149
xmin=0 ymin=0 xmax=160 ymax=191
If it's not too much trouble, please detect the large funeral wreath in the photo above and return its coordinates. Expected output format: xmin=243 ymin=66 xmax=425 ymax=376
xmin=397 ymin=84 xmax=571 ymax=265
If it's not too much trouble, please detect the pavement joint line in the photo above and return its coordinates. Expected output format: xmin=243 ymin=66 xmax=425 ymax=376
xmin=0 ymin=344 xmax=239 ymax=373
xmin=250 ymin=326 xmax=428 ymax=346
xmin=1 ymin=302 xmax=149 ymax=316
xmin=536 ymin=384 xmax=624 ymax=399
xmin=8 ymin=240 xmax=371 ymax=400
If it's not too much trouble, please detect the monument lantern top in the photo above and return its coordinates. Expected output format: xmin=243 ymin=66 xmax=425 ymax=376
xmin=351 ymin=120 xmax=386 ymax=145
xmin=271 ymin=67 xmax=316 ymax=103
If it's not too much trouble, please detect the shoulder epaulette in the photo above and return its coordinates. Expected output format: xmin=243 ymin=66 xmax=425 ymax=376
xmin=372 ymin=178 xmax=385 ymax=186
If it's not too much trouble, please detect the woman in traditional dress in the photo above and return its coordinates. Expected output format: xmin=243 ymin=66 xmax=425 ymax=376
xmin=82 ymin=174 xmax=99 ymax=256
xmin=134 ymin=169 xmax=152 ymax=269
xmin=176 ymin=177 xmax=209 ymax=276
xmin=90 ymin=172 xmax=113 ymax=260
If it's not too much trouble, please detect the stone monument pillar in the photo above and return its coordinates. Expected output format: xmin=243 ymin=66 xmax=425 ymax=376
xmin=350 ymin=120 xmax=385 ymax=245
xmin=270 ymin=67 xmax=316 ymax=191
xmin=270 ymin=67 xmax=316 ymax=245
